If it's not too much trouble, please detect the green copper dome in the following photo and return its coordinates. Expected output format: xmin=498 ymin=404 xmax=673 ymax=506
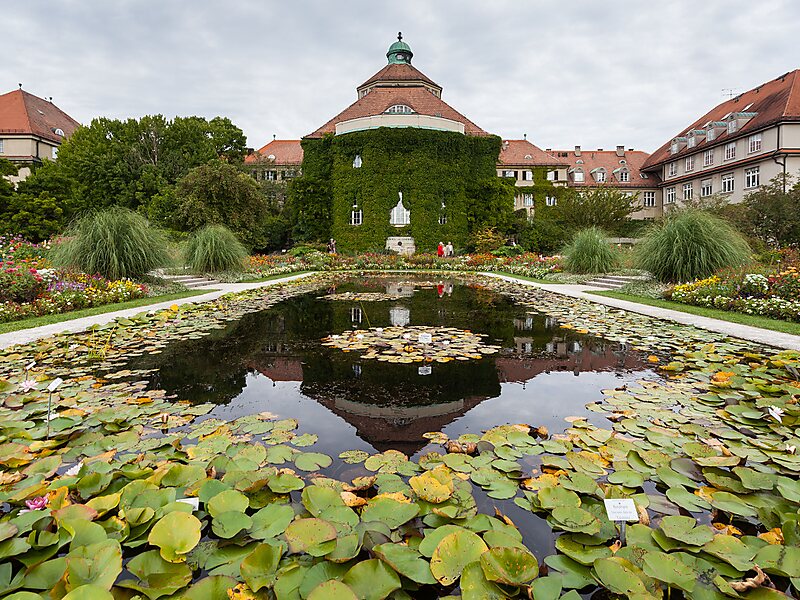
xmin=387 ymin=32 xmax=413 ymax=64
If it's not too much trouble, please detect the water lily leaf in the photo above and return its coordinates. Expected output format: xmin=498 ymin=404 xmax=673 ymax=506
xmin=543 ymin=555 xmax=595 ymax=589
xmin=642 ymin=551 xmax=697 ymax=592
xmin=339 ymin=450 xmax=369 ymax=464
xmin=755 ymin=544 xmax=800 ymax=577
xmin=360 ymin=497 xmax=419 ymax=529
xmin=182 ymin=575 xmax=238 ymax=600
xmin=592 ymin=557 xmax=658 ymax=598
xmin=21 ymin=557 xmax=67 ymax=591
xmin=302 ymin=485 xmax=344 ymax=517
xmin=265 ymin=444 xmax=294 ymax=465
xmin=284 ymin=518 xmax=337 ymax=556
xmin=529 ymin=575 xmax=563 ymax=600
xmin=66 ymin=539 xmax=122 ymax=590
xmin=342 ymin=558 xmax=401 ymax=600
xmin=117 ymin=549 xmax=192 ymax=599
xmin=240 ymin=541 xmax=285 ymax=592
xmin=430 ymin=529 xmax=488 ymax=585
xmin=607 ymin=470 xmax=644 ymax=488
xmin=555 ymin=535 xmax=612 ymax=566
xmin=418 ymin=525 xmax=468 ymax=557
xmin=307 ymin=580 xmax=358 ymax=600
xmin=268 ymin=472 xmax=305 ymax=494
xmin=211 ymin=511 xmax=252 ymax=539
xmin=666 ymin=486 xmax=711 ymax=512
xmin=295 ymin=452 xmax=332 ymax=472
xmin=549 ymin=506 xmax=601 ymax=535
xmin=703 ymin=535 xmax=757 ymax=571
xmin=538 ymin=486 xmax=581 ymax=510
xmin=409 ymin=467 xmax=454 ymax=503
xmin=460 ymin=561 xmax=507 ymax=600
xmin=709 ymin=491 xmax=758 ymax=518
xmin=62 ymin=585 xmax=114 ymax=599
xmin=327 ymin=533 xmax=362 ymax=563
xmin=147 ymin=512 xmax=202 ymax=563
xmin=206 ymin=490 xmax=248 ymax=518
xmin=480 ymin=546 xmax=538 ymax=585
xmin=659 ymin=515 xmax=714 ymax=546
xmin=373 ymin=542 xmax=437 ymax=584
xmin=732 ymin=466 xmax=774 ymax=491
xmin=250 ymin=504 xmax=294 ymax=540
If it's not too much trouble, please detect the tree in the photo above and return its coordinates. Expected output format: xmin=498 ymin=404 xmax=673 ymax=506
xmin=729 ymin=173 xmax=800 ymax=247
xmin=1 ymin=192 xmax=64 ymax=242
xmin=551 ymin=186 xmax=637 ymax=233
xmin=171 ymin=160 xmax=270 ymax=250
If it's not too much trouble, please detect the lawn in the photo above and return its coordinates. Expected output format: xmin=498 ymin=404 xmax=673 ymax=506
xmin=0 ymin=289 xmax=216 ymax=334
xmin=589 ymin=290 xmax=800 ymax=336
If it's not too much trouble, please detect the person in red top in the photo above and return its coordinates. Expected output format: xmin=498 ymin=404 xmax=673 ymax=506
xmin=437 ymin=242 xmax=444 ymax=257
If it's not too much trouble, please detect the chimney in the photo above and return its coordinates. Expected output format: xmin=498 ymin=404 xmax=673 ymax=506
xmin=597 ymin=148 xmax=604 ymax=152
xmin=574 ymin=145 xmax=581 ymax=157
xmin=545 ymin=148 xmax=552 ymax=152
xmin=615 ymin=145 xmax=625 ymax=157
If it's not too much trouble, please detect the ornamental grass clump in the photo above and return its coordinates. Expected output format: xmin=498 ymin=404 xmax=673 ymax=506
xmin=636 ymin=210 xmax=751 ymax=283
xmin=51 ymin=207 xmax=170 ymax=280
xmin=185 ymin=224 xmax=248 ymax=273
xmin=562 ymin=227 xmax=618 ymax=274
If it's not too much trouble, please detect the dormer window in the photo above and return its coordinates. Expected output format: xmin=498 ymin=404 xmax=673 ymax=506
xmin=670 ymin=143 xmax=679 ymax=155
xmin=727 ymin=120 xmax=737 ymax=134
xmin=576 ymin=159 xmax=584 ymax=164
xmin=524 ymin=154 xmax=532 ymax=160
xmin=353 ymin=154 xmax=362 ymax=168
xmin=592 ymin=168 xmax=607 ymax=183
xmin=571 ymin=168 xmax=585 ymax=183
xmin=385 ymin=104 xmax=415 ymax=115
xmin=687 ymin=136 xmax=696 ymax=148
xmin=707 ymin=128 xmax=717 ymax=142
xmin=618 ymin=169 xmax=629 ymax=183
xmin=53 ymin=128 xmax=65 ymax=137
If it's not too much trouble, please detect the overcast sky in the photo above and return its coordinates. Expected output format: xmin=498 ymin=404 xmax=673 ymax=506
xmin=7 ymin=0 xmax=800 ymax=153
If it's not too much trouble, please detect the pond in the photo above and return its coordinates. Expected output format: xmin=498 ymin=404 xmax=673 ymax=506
xmin=136 ymin=274 xmax=661 ymax=556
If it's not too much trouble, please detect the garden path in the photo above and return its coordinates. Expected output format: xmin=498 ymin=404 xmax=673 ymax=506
xmin=0 ymin=273 xmax=315 ymax=350
xmin=483 ymin=273 xmax=800 ymax=351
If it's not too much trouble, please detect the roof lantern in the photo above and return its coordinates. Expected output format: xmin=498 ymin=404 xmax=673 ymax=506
xmin=387 ymin=32 xmax=413 ymax=64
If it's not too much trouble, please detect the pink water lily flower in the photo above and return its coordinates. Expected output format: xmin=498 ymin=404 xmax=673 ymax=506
xmin=25 ymin=496 xmax=48 ymax=511
xmin=767 ymin=406 xmax=785 ymax=423
xmin=19 ymin=380 xmax=38 ymax=393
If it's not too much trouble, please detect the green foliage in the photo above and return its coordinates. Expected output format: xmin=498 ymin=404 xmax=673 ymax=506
xmin=167 ymin=160 xmax=270 ymax=250
xmin=184 ymin=224 xmax=248 ymax=273
xmin=552 ymin=187 xmax=638 ymax=233
xmin=290 ymin=129 xmax=510 ymax=252
xmin=0 ymin=192 xmax=65 ymax=242
xmin=471 ymin=227 xmax=506 ymax=253
xmin=514 ymin=208 xmax=567 ymax=254
xmin=0 ymin=157 xmax=18 ymax=178
xmin=562 ymin=227 xmax=618 ymax=274
xmin=636 ymin=210 xmax=751 ymax=283
xmin=727 ymin=174 xmax=800 ymax=247
xmin=51 ymin=207 xmax=170 ymax=279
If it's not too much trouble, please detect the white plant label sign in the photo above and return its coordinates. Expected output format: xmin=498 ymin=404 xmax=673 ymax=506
xmin=603 ymin=498 xmax=638 ymax=522
xmin=418 ymin=333 xmax=433 ymax=344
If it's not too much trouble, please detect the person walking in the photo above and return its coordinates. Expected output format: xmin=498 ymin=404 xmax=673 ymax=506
xmin=437 ymin=242 xmax=444 ymax=257
xmin=446 ymin=241 xmax=453 ymax=257
xmin=328 ymin=238 xmax=337 ymax=254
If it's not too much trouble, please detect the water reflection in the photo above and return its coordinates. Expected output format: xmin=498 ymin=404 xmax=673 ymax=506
xmin=138 ymin=275 xmax=651 ymax=454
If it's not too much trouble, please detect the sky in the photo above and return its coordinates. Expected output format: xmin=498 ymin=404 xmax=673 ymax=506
xmin=6 ymin=0 xmax=800 ymax=153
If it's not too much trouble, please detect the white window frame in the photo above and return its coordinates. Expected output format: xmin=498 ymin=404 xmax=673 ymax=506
xmin=595 ymin=170 xmax=606 ymax=183
xmin=707 ymin=128 xmax=717 ymax=142
xmin=522 ymin=170 xmax=533 ymax=181
xmin=721 ymin=173 xmax=735 ymax=194
xmin=385 ymin=104 xmax=414 ymax=115
xmin=666 ymin=187 xmax=676 ymax=204
xmin=502 ymin=170 xmax=516 ymax=178
xmin=51 ymin=146 xmax=58 ymax=159
xmin=727 ymin=120 xmax=737 ymax=134
xmin=545 ymin=195 xmax=557 ymax=207
xmin=687 ymin=136 xmax=696 ymax=148
xmin=748 ymin=133 xmax=762 ymax=153
xmin=724 ymin=142 xmax=736 ymax=161
xmin=642 ymin=191 xmax=656 ymax=207
xmin=685 ymin=155 xmax=694 ymax=172
xmin=265 ymin=170 xmax=276 ymax=181
xmin=390 ymin=200 xmax=410 ymax=226
xmin=350 ymin=206 xmax=363 ymax=226
xmin=667 ymin=162 xmax=677 ymax=177
xmin=0 ymin=139 xmax=4 ymax=154
xmin=701 ymin=179 xmax=712 ymax=197
xmin=703 ymin=149 xmax=714 ymax=167
xmin=353 ymin=154 xmax=362 ymax=168
xmin=546 ymin=170 xmax=556 ymax=181
xmin=522 ymin=193 xmax=534 ymax=207
xmin=618 ymin=169 xmax=629 ymax=183
xmin=572 ymin=170 xmax=584 ymax=183
xmin=682 ymin=182 xmax=693 ymax=201
xmin=670 ymin=143 xmax=679 ymax=155
xmin=745 ymin=166 xmax=760 ymax=189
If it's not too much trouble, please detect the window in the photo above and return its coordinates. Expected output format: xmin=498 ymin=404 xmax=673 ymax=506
xmin=685 ymin=155 xmax=694 ymax=172
xmin=701 ymin=179 xmax=713 ymax=197
xmin=54 ymin=128 xmax=65 ymax=137
xmin=748 ymin=133 xmax=762 ymax=153
xmin=682 ymin=183 xmax=693 ymax=201
xmin=350 ymin=307 xmax=362 ymax=323
xmin=721 ymin=173 xmax=735 ymax=193
xmin=502 ymin=170 xmax=516 ymax=178
xmin=666 ymin=187 xmax=676 ymax=204
xmin=594 ymin=170 xmax=606 ymax=183
xmin=724 ymin=142 xmax=736 ymax=161
xmin=545 ymin=195 xmax=557 ymax=207
xmin=52 ymin=146 xmax=58 ymax=159
xmin=390 ymin=198 xmax=410 ymax=226
xmin=0 ymin=139 xmax=3 ymax=154
xmin=670 ymin=143 xmax=679 ymax=155
xmin=640 ymin=173 xmax=649 ymax=179
xmin=668 ymin=162 xmax=677 ymax=177
xmin=353 ymin=154 xmax=362 ymax=168
xmin=727 ymin=120 xmax=737 ymax=134
xmin=618 ymin=169 xmax=629 ymax=182
xmin=522 ymin=170 xmax=533 ymax=181
xmin=546 ymin=170 xmax=556 ymax=181
xmin=522 ymin=193 xmax=534 ymax=207
xmin=573 ymin=169 xmax=584 ymax=183
xmin=707 ymin=128 xmax=717 ymax=141
xmin=643 ymin=191 xmax=656 ymax=207
xmin=745 ymin=166 xmax=760 ymax=188
xmin=687 ymin=136 xmax=696 ymax=148
xmin=439 ymin=213 xmax=447 ymax=225
xmin=703 ymin=149 xmax=714 ymax=166
xmin=350 ymin=203 xmax=363 ymax=225
xmin=265 ymin=170 xmax=277 ymax=180
xmin=385 ymin=104 xmax=414 ymax=114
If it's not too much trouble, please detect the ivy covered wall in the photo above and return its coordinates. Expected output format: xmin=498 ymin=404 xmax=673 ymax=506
xmin=289 ymin=128 xmax=514 ymax=253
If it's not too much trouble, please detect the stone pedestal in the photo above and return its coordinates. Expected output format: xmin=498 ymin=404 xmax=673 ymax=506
xmin=386 ymin=236 xmax=415 ymax=255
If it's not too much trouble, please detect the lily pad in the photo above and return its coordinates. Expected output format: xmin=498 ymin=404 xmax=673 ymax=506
xmin=342 ymin=558 xmax=401 ymax=600
xmin=284 ymin=518 xmax=338 ymax=556
xmin=430 ymin=529 xmax=488 ymax=585
xmin=147 ymin=512 xmax=202 ymax=563
xmin=480 ymin=546 xmax=538 ymax=585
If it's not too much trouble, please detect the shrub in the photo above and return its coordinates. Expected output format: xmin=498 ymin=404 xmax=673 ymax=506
xmin=51 ymin=207 xmax=170 ymax=280
xmin=636 ymin=210 xmax=751 ymax=283
xmin=562 ymin=227 xmax=618 ymax=274
xmin=185 ymin=224 xmax=248 ymax=273
xmin=471 ymin=227 xmax=506 ymax=253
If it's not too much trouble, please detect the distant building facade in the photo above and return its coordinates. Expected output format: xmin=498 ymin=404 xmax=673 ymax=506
xmin=0 ymin=88 xmax=79 ymax=184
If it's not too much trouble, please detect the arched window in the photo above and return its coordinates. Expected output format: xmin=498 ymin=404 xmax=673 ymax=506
xmin=353 ymin=154 xmax=362 ymax=168
xmin=350 ymin=202 xmax=363 ymax=226
xmin=439 ymin=200 xmax=447 ymax=225
xmin=390 ymin=197 xmax=410 ymax=226
xmin=385 ymin=105 xmax=415 ymax=115
xmin=53 ymin=128 xmax=65 ymax=137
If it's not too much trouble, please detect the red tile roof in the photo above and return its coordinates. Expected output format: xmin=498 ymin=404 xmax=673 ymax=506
xmin=498 ymin=139 xmax=566 ymax=166
xmin=550 ymin=148 xmax=658 ymax=187
xmin=306 ymin=87 xmax=488 ymax=138
xmin=0 ymin=89 xmax=80 ymax=143
xmin=643 ymin=69 xmax=800 ymax=169
xmin=357 ymin=63 xmax=441 ymax=92
xmin=245 ymin=139 xmax=304 ymax=165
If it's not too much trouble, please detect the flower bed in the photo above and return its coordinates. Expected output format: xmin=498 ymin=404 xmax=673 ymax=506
xmin=668 ymin=267 xmax=800 ymax=321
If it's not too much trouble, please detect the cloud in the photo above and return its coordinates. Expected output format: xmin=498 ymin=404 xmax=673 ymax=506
xmin=7 ymin=0 xmax=800 ymax=152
